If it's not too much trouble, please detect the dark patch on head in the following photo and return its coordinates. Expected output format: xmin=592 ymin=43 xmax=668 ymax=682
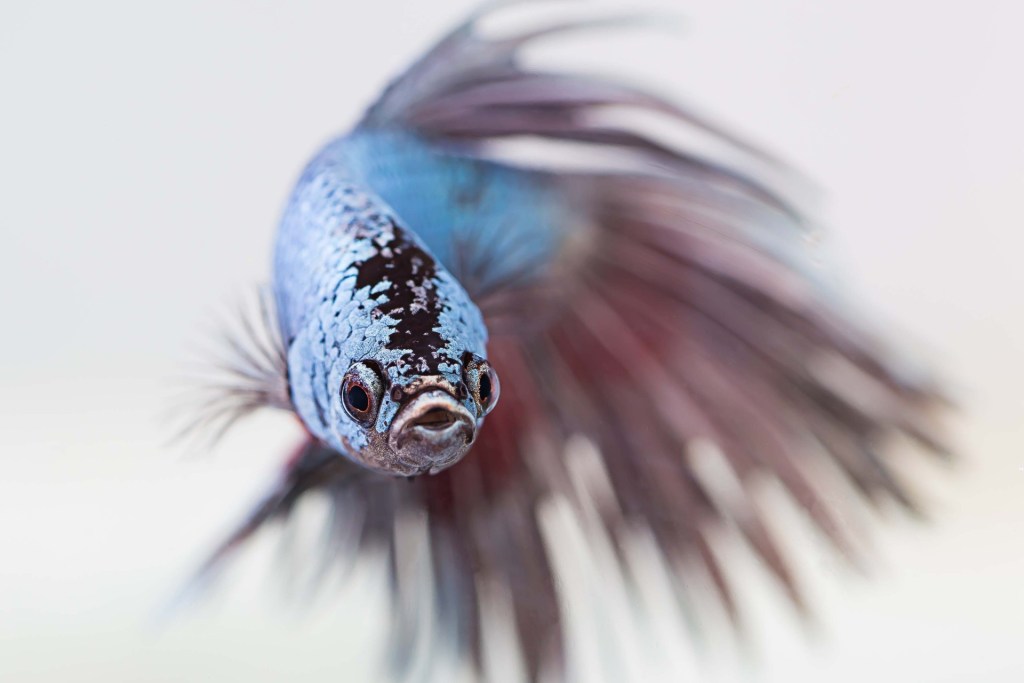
xmin=354 ymin=220 xmax=449 ymax=373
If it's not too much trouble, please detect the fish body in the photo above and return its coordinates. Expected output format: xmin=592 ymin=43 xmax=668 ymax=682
xmin=275 ymin=134 xmax=495 ymax=475
xmin=274 ymin=130 xmax=579 ymax=474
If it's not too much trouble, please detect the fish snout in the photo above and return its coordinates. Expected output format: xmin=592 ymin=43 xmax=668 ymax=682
xmin=389 ymin=390 xmax=475 ymax=474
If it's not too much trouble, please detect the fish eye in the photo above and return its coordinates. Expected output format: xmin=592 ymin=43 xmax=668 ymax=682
xmin=464 ymin=356 xmax=500 ymax=415
xmin=479 ymin=372 xmax=492 ymax=403
xmin=479 ymin=365 xmax=500 ymax=413
xmin=341 ymin=362 xmax=383 ymax=423
xmin=346 ymin=384 xmax=370 ymax=412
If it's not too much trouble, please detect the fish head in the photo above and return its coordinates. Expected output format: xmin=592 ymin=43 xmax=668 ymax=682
xmin=285 ymin=217 xmax=499 ymax=476
xmin=333 ymin=353 xmax=499 ymax=476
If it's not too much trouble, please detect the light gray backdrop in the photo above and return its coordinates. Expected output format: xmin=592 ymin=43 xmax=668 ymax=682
xmin=1 ymin=1 xmax=1021 ymax=681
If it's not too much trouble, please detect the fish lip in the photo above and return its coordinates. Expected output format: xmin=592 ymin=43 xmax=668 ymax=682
xmin=388 ymin=389 xmax=475 ymax=472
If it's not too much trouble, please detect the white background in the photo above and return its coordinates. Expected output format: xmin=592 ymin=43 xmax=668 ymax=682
xmin=1 ymin=1 xmax=1022 ymax=681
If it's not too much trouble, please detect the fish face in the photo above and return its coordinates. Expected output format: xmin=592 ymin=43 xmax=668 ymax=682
xmin=279 ymin=189 xmax=497 ymax=476
xmin=327 ymin=355 xmax=499 ymax=476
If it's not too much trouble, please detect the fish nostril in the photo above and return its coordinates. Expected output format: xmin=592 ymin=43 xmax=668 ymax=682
xmin=411 ymin=407 xmax=458 ymax=431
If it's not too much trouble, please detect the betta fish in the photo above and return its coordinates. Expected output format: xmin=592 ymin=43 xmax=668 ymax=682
xmin=183 ymin=4 xmax=949 ymax=681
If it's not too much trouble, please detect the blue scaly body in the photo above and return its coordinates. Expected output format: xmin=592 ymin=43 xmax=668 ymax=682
xmin=272 ymin=132 xmax=560 ymax=474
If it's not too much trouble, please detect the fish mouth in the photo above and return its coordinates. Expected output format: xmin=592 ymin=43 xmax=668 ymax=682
xmin=388 ymin=390 xmax=476 ymax=474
